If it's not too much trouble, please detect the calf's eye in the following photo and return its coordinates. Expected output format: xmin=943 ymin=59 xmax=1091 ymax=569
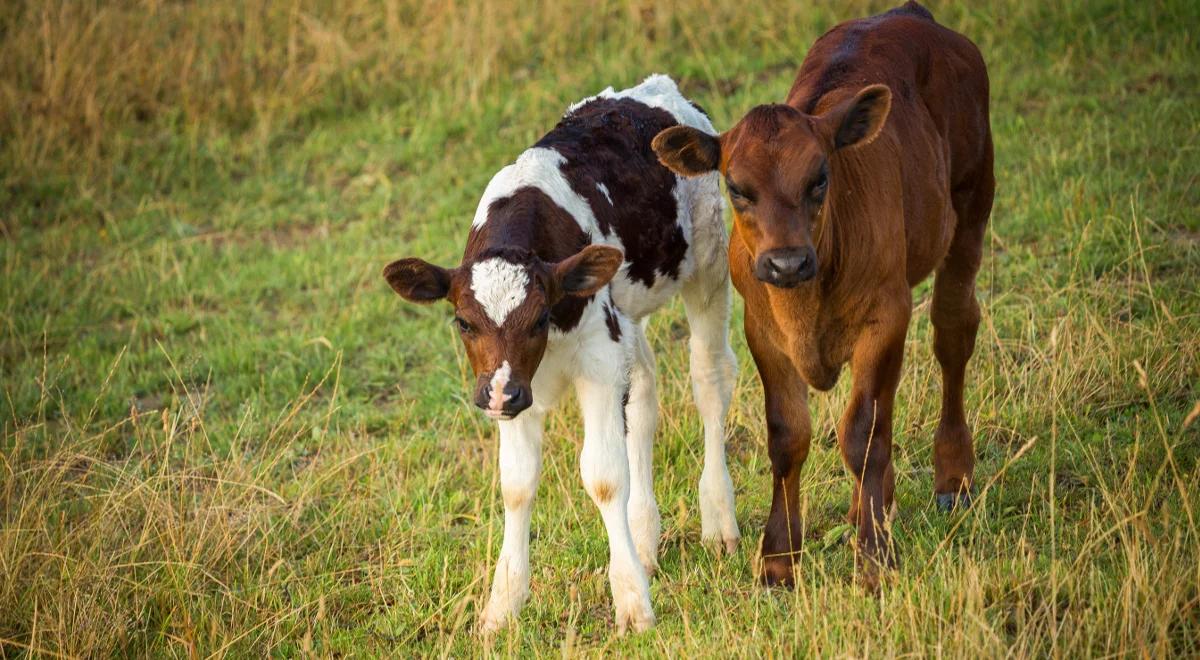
xmin=454 ymin=316 xmax=473 ymax=334
xmin=726 ymin=179 xmax=751 ymax=205
xmin=810 ymin=172 xmax=828 ymax=200
xmin=533 ymin=310 xmax=551 ymax=333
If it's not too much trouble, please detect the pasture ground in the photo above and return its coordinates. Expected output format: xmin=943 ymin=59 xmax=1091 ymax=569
xmin=2 ymin=0 xmax=1198 ymax=656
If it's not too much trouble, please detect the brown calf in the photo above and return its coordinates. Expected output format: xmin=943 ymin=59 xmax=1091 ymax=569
xmin=653 ymin=2 xmax=994 ymax=587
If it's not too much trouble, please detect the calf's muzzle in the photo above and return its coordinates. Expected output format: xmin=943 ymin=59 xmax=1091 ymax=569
xmin=474 ymin=379 xmax=533 ymax=420
xmin=755 ymin=246 xmax=817 ymax=288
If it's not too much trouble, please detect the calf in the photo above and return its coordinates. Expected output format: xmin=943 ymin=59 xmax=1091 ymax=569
xmin=653 ymin=2 xmax=993 ymax=588
xmin=383 ymin=75 xmax=740 ymax=632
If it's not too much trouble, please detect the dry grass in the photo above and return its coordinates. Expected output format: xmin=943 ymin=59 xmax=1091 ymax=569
xmin=2 ymin=0 xmax=1199 ymax=656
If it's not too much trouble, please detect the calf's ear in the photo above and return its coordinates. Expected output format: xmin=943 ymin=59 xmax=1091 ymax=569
xmin=822 ymin=84 xmax=892 ymax=150
xmin=552 ymin=245 xmax=624 ymax=298
xmin=652 ymin=126 xmax=721 ymax=176
xmin=383 ymin=258 xmax=453 ymax=302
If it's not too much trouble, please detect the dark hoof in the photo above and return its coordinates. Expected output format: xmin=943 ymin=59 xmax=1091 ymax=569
xmin=760 ymin=555 xmax=797 ymax=588
xmin=855 ymin=550 xmax=895 ymax=593
xmin=936 ymin=491 xmax=972 ymax=512
xmin=859 ymin=565 xmax=881 ymax=594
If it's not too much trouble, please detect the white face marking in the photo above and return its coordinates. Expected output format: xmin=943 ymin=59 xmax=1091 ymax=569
xmin=596 ymin=182 xmax=613 ymax=205
xmin=470 ymin=258 xmax=529 ymax=326
xmin=487 ymin=360 xmax=512 ymax=418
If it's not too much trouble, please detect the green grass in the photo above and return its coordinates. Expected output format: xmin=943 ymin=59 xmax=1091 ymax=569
xmin=2 ymin=0 xmax=1199 ymax=656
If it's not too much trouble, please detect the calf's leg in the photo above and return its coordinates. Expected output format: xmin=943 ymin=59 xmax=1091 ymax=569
xmin=745 ymin=316 xmax=811 ymax=586
xmin=681 ymin=266 xmax=740 ymax=553
xmin=931 ymin=180 xmax=991 ymax=510
xmin=839 ymin=313 xmax=908 ymax=590
xmin=576 ymin=376 xmax=654 ymax=633
xmin=480 ymin=410 xmax=546 ymax=633
xmin=625 ymin=325 xmax=661 ymax=574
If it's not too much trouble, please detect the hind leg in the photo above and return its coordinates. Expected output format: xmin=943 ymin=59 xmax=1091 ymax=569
xmin=625 ymin=324 xmax=661 ymax=574
xmin=932 ymin=168 xmax=994 ymax=510
xmin=681 ymin=240 xmax=740 ymax=553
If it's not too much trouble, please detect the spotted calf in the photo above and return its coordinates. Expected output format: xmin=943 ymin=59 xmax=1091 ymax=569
xmin=383 ymin=75 xmax=739 ymax=633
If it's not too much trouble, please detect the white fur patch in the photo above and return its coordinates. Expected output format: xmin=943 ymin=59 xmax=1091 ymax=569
xmin=472 ymin=148 xmax=597 ymax=233
xmin=471 ymin=75 xmax=711 ymax=238
xmin=487 ymin=361 xmax=512 ymax=417
xmin=596 ymin=182 xmax=613 ymax=205
xmin=471 ymin=259 xmax=529 ymax=326
xmin=566 ymin=74 xmax=717 ymax=135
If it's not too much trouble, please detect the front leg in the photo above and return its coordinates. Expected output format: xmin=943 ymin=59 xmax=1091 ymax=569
xmin=576 ymin=376 xmax=655 ymax=634
xmin=745 ymin=313 xmax=812 ymax=587
xmin=480 ymin=410 xmax=544 ymax=634
xmin=838 ymin=310 xmax=909 ymax=590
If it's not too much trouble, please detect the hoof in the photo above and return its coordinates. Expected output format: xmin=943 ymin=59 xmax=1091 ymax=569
xmin=859 ymin=565 xmax=881 ymax=594
xmin=702 ymin=533 xmax=741 ymax=556
xmin=638 ymin=555 xmax=659 ymax=578
xmin=478 ymin=614 xmax=511 ymax=637
xmin=760 ymin=555 xmax=797 ymax=588
xmin=936 ymin=491 xmax=972 ymax=512
xmin=614 ymin=602 xmax=655 ymax=635
xmin=855 ymin=547 xmax=896 ymax=594
xmin=724 ymin=536 xmax=740 ymax=555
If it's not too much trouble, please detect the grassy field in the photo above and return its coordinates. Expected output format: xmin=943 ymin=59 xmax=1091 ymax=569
xmin=2 ymin=0 xmax=1199 ymax=656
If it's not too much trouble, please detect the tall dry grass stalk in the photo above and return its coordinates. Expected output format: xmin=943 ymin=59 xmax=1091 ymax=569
xmin=0 ymin=0 xmax=887 ymax=225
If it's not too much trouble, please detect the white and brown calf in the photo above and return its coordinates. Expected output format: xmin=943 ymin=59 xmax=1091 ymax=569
xmin=383 ymin=75 xmax=738 ymax=633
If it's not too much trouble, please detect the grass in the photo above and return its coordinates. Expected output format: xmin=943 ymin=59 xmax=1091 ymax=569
xmin=2 ymin=0 xmax=1199 ymax=655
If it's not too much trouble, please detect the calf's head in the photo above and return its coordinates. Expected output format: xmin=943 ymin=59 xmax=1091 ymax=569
xmin=653 ymin=85 xmax=891 ymax=288
xmin=383 ymin=245 xmax=623 ymax=420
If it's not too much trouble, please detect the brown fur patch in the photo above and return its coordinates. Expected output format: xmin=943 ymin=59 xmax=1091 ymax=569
xmin=590 ymin=481 xmax=616 ymax=504
xmin=503 ymin=489 xmax=528 ymax=510
xmin=542 ymin=97 xmax=688 ymax=288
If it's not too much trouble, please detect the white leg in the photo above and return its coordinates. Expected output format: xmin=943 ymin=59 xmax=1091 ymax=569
xmin=681 ymin=256 xmax=741 ymax=553
xmin=479 ymin=409 xmax=544 ymax=634
xmin=576 ymin=375 xmax=655 ymax=633
xmin=626 ymin=324 xmax=661 ymax=575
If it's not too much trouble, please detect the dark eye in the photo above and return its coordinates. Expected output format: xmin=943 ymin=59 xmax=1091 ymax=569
xmin=810 ymin=172 xmax=828 ymax=200
xmin=726 ymin=180 xmax=749 ymax=204
xmin=454 ymin=316 xmax=473 ymax=334
xmin=533 ymin=310 xmax=551 ymax=333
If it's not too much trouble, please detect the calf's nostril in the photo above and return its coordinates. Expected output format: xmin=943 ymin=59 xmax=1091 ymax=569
xmin=503 ymin=385 xmax=532 ymax=413
xmin=769 ymin=254 xmax=802 ymax=275
xmin=475 ymin=384 xmax=494 ymax=409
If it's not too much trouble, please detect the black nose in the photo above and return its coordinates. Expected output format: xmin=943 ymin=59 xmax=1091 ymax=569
xmin=754 ymin=247 xmax=817 ymax=287
xmin=502 ymin=384 xmax=532 ymax=416
xmin=475 ymin=382 xmax=533 ymax=419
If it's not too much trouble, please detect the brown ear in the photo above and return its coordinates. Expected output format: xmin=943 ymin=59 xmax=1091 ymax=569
xmin=552 ymin=245 xmax=624 ymax=298
xmin=652 ymin=126 xmax=721 ymax=177
xmin=383 ymin=258 xmax=453 ymax=302
xmin=823 ymin=84 xmax=892 ymax=150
